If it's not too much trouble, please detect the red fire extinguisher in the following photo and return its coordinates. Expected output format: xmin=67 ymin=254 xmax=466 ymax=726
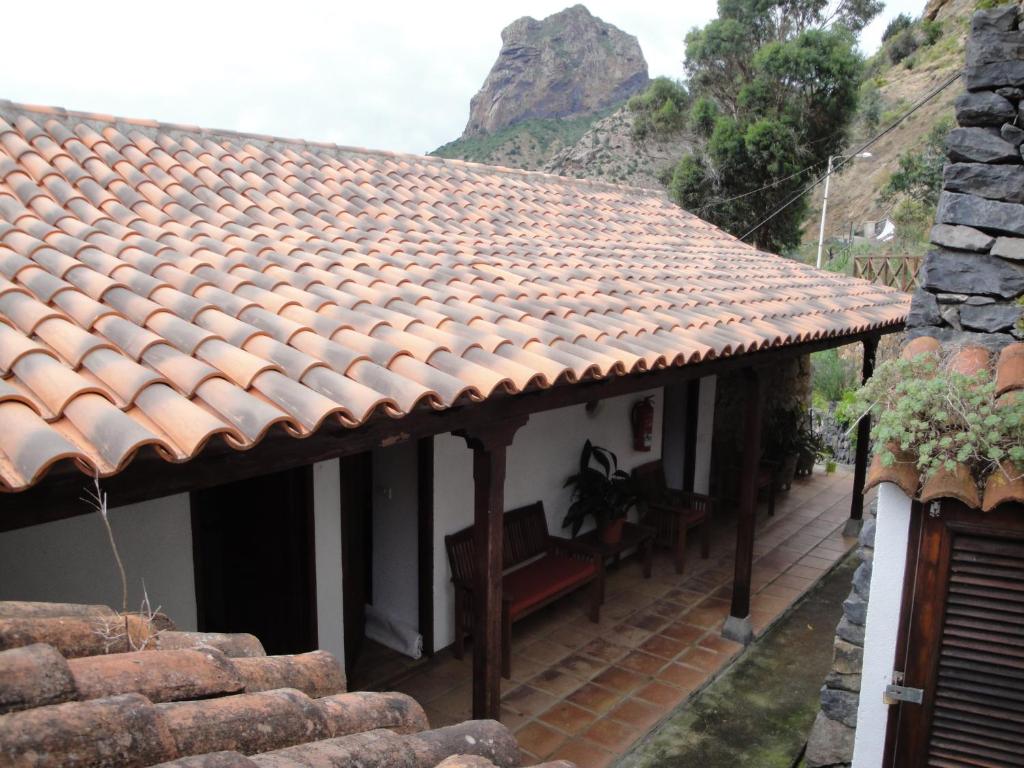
xmin=631 ymin=396 xmax=654 ymax=452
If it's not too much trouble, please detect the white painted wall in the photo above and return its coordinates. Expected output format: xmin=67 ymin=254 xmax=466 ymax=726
xmin=431 ymin=389 xmax=664 ymax=651
xmin=0 ymin=493 xmax=197 ymax=628
xmin=313 ymin=459 xmax=345 ymax=666
xmin=852 ymin=482 xmax=914 ymax=768
xmin=371 ymin=441 xmax=420 ymax=630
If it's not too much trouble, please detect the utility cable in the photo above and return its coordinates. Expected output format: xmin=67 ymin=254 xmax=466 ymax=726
xmin=738 ymin=69 xmax=962 ymax=243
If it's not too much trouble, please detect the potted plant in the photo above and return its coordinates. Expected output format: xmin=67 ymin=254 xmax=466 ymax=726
xmin=562 ymin=440 xmax=637 ymax=545
xmin=795 ymin=418 xmax=825 ymax=477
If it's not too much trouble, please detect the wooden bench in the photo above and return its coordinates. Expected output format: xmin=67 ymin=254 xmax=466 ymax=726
xmin=633 ymin=460 xmax=713 ymax=574
xmin=445 ymin=501 xmax=602 ymax=679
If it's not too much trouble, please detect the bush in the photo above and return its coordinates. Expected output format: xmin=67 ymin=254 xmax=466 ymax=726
xmin=812 ymin=348 xmax=859 ymax=404
xmin=882 ymin=13 xmax=913 ymax=42
xmin=888 ymin=28 xmax=919 ymax=64
xmin=860 ymin=82 xmax=883 ymax=133
xmin=921 ymin=19 xmax=943 ymax=46
xmin=630 ymin=77 xmax=689 ymax=139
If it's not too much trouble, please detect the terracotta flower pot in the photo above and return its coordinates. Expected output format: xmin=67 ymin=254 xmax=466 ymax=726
xmin=601 ymin=517 xmax=626 ymax=545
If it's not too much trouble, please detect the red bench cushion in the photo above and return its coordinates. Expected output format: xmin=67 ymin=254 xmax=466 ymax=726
xmin=503 ymin=554 xmax=597 ymax=619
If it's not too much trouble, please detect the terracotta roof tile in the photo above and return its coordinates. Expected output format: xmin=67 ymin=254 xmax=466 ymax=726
xmin=868 ymin=336 xmax=1024 ymax=512
xmin=0 ymin=101 xmax=907 ymax=491
xmin=0 ymin=599 xmax=555 ymax=767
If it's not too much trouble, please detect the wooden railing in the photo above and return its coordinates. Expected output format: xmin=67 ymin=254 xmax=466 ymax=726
xmin=853 ymin=254 xmax=922 ymax=293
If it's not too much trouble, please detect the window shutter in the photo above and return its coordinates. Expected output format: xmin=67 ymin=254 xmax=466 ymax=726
xmin=927 ymin=534 xmax=1024 ymax=767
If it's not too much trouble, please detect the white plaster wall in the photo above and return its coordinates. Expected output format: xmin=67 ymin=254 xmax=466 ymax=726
xmin=371 ymin=441 xmax=420 ymax=630
xmin=852 ymin=482 xmax=914 ymax=768
xmin=0 ymin=494 xmax=197 ymax=628
xmin=431 ymin=389 xmax=664 ymax=651
xmin=313 ymin=459 xmax=345 ymax=666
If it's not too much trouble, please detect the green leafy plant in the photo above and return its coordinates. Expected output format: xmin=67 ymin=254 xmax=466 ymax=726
xmin=812 ymin=348 xmax=859 ymax=403
xmin=882 ymin=13 xmax=913 ymax=43
xmin=562 ymin=441 xmax=637 ymax=537
xmin=850 ymin=351 xmax=1024 ymax=486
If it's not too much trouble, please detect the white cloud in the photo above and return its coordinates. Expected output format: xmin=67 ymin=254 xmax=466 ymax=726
xmin=0 ymin=0 xmax=927 ymax=155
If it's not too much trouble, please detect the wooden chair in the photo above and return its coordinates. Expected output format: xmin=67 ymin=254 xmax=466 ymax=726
xmin=632 ymin=460 xmax=713 ymax=574
xmin=444 ymin=501 xmax=602 ymax=679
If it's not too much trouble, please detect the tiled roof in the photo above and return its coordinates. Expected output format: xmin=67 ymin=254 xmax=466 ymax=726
xmin=0 ymin=600 xmax=559 ymax=768
xmin=0 ymin=101 xmax=908 ymax=492
xmin=864 ymin=337 xmax=1024 ymax=511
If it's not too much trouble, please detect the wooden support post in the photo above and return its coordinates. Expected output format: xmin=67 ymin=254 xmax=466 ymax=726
xmin=723 ymin=368 xmax=763 ymax=645
xmin=846 ymin=336 xmax=878 ymax=537
xmin=456 ymin=416 xmax=528 ymax=721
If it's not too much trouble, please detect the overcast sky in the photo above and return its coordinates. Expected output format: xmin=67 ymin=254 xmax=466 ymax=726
xmin=3 ymin=0 xmax=923 ymax=156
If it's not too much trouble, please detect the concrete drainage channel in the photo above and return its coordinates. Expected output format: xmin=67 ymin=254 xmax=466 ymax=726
xmin=615 ymin=552 xmax=859 ymax=768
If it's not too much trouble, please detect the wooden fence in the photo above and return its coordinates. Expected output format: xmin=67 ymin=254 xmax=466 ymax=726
xmin=853 ymin=254 xmax=922 ymax=293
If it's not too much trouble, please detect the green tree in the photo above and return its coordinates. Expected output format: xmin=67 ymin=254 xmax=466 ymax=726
xmin=669 ymin=0 xmax=876 ymax=253
xmin=880 ymin=118 xmax=952 ymax=208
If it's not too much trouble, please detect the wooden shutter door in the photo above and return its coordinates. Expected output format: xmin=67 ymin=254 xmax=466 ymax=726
xmin=889 ymin=500 xmax=1024 ymax=767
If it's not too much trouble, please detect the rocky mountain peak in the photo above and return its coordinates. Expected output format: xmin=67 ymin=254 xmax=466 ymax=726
xmin=462 ymin=5 xmax=649 ymax=138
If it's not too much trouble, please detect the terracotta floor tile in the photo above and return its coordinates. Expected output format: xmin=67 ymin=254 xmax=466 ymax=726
xmin=548 ymin=738 xmax=615 ymax=768
xmin=566 ymin=681 xmax=623 ymax=714
xmin=612 ymin=622 xmax=655 ymax=647
xmin=636 ymin=680 xmax=688 ymax=709
xmin=539 ymin=701 xmax=598 ymax=735
xmin=639 ymin=632 xmax=690 ymax=660
xmin=557 ymin=653 xmax=608 ymax=680
xmin=501 ymin=684 xmax=557 ymax=718
xmin=584 ymin=716 xmax=644 ymax=753
xmin=660 ymin=621 xmax=706 ymax=644
xmin=520 ymin=639 xmax=572 ymax=666
xmin=580 ymin=637 xmax=629 ymax=664
xmin=608 ymin=697 xmax=663 ymax=730
xmin=626 ymin=610 xmax=671 ymax=633
xmin=618 ymin=650 xmax=667 ymax=676
xmin=546 ymin=625 xmax=590 ymax=650
xmin=513 ymin=720 xmax=565 ymax=759
xmin=591 ymin=665 xmax=646 ymax=693
xmin=678 ymin=647 xmax=725 ymax=673
xmin=787 ymin=563 xmax=826 ymax=580
xmin=697 ymin=633 xmax=744 ymax=657
xmin=429 ymin=682 xmax=472 ymax=720
xmin=529 ymin=668 xmax=585 ymax=697
xmin=658 ymin=662 xmax=708 ymax=692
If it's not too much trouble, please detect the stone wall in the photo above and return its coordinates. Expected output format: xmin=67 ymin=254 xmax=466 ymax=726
xmin=907 ymin=3 xmax=1024 ymax=349
xmin=805 ymin=511 xmax=875 ymax=767
xmin=710 ymin=355 xmax=811 ymax=498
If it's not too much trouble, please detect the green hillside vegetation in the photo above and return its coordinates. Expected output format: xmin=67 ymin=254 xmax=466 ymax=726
xmin=431 ymin=109 xmax=615 ymax=168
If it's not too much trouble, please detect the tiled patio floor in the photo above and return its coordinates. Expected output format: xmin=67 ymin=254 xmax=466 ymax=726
xmin=358 ymin=467 xmax=861 ymax=767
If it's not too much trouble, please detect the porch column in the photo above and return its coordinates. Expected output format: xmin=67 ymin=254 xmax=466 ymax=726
xmin=845 ymin=336 xmax=878 ymax=537
xmin=456 ymin=416 xmax=528 ymax=720
xmin=723 ymin=367 xmax=763 ymax=645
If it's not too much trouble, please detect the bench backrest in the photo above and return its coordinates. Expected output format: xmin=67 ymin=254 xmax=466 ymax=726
xmin=632 ymin=460 xmax=668 ymax=503
xmin=445 ymin=501 xmax=550 ymax=584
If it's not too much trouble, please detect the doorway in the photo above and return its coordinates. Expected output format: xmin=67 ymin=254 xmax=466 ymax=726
xmin=190 ymin=465 xmax=317 ymax=655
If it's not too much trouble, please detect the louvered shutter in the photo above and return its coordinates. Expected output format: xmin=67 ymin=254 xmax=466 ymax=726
xmin=889 ymin=501 xmax=1024 ymax=768
xmin=928 ymin=535 xmax=1024 ymax=767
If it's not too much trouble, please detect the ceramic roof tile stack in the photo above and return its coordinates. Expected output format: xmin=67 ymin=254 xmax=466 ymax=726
xmin=864 ymin=336 xmax=1024 ymax=509
xmin=0 ymin=600 xmax=559 ymax=768
xmin=0 ymin=100 xmax=908 ymax=492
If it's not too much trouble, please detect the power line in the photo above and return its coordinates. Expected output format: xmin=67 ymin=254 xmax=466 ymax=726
xmin=738 ymin=70 xmax=963 ymax=244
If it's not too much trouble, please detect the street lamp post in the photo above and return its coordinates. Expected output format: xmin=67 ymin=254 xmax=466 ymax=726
xmin=815 ymin=152 xmax=872 ymax=269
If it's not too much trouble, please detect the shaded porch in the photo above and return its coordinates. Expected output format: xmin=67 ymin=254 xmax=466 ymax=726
xmin=354 ymin=467 xmax=863 ymax=766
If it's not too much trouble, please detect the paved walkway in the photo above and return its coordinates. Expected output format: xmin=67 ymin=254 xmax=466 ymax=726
xmin=618 ymin=554 xmax=857 ymax=767
xmin=358 ymin=467 xmax=859 ymax=767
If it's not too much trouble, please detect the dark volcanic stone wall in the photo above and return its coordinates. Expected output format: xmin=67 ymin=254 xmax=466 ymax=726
xmin=907 ymin=3 xmax=1024 ymax=350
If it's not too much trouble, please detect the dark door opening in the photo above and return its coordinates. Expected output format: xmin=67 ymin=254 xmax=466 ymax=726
xmin=191 ymin=465 xmax=317 ymax=655
xmin=339 ymin=452 xmax=373 ymax=674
